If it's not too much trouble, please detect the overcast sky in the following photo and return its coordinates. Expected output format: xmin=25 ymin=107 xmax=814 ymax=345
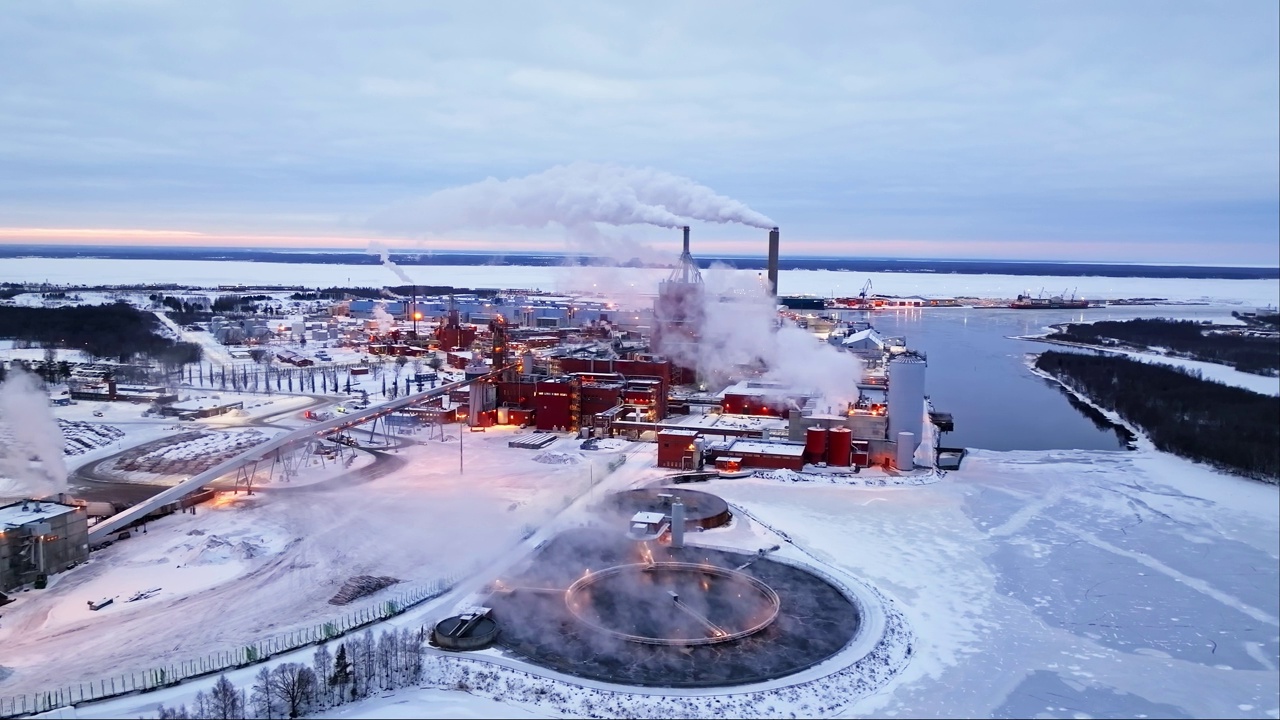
xmin=1 ymin=1 xmax=1276 ymax=264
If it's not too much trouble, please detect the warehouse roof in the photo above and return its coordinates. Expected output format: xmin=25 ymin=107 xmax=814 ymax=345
xmin=727 ymin=441 xmax=806 ymax=457
xmin=0 ymin=500 xmax=78 ymax=529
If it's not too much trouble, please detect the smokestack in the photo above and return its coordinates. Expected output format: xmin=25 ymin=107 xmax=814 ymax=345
xmin=767 ymin=227 xmax=780 ymax=296
xmin=682 ymin=225 xmax=691 ymax=255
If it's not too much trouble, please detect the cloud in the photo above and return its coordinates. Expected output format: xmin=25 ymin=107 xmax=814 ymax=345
xmin=0 ymin=1 xmax=1275 ymax=263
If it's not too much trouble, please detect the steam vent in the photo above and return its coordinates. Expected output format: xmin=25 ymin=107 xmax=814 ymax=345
xmin=484 ymin=528 xmax=859 ymax=687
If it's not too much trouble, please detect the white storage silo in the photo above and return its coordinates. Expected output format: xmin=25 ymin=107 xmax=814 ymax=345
xmin=887 ymin=353 xmax=926 ymax=445
xmin=895 ymin=431 xmax=916 ymax=470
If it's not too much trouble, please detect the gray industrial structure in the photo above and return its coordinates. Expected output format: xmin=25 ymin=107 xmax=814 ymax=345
xmin=0 ymin=499 xmax=89 ymax=591
xmin=887 ymin=352 xmax=928 ymax=455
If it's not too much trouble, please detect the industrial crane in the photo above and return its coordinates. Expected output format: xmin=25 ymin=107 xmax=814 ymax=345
xmin=858 ymin=279 xmax=873 ymax=305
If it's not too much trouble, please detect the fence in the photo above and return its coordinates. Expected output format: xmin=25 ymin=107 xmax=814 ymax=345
xmin=0 ymin=576 xmax=457 ymax=718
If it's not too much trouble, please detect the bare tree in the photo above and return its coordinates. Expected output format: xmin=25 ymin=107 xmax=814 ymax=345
xmin=312 ymin=644 xmax=333 ymax=709
xmin=157 ymin=703 xmax=191 ymax=719
xmin=355 ymin=629 xmax=377 ymax=698
xmin=250 ymin=666 xmax=277 ymax=720
xmin=269 ymin=662 xmax=317 ymax=719
xmin=208 ymin=674 xmax=245 ymax=719
xmin=376 ymin=630 xmax=396 ymax=690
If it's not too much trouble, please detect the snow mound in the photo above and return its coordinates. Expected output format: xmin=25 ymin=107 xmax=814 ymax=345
xmin=532 ymin=451 xmax=581 ymax=465
xmin=183 ymin=535 xmax=267 ymax=566
xmin=757 ymin=468 xmax=943 ymax=487
xmin=329 ymin=575 xmax=401 ymax=605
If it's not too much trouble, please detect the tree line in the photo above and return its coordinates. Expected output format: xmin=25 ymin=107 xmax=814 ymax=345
xmin=0 ymin=303 xmax=202 ymax=366
xmin=1047 ymin=317 xmax=1280 ymax=376
xmin=1036 ymin=350 xmax=1280 ymax=482
xmin=155 ymin=627 xmax=426 ymax=719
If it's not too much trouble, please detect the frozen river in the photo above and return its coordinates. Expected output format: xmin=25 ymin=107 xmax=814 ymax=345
xmin=3 ymin=257 xmax=1279 ymax=308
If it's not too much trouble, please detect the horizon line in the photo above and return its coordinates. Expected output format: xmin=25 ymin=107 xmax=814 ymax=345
xmin=0 ymin=242 xmax=1277 ymax=271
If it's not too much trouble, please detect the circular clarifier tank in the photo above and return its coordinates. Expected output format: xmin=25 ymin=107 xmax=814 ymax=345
xmin=607 ymin=487 xmax=731 ymax=530
xmin=487 ymin=529 xmax=864 ymax=688
xmin=433 ymin=613 xmax=499 ymax=651
xmin=565 ymin=562 xmax=780 ymax=646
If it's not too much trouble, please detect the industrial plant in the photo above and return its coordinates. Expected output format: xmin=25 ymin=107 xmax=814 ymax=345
xmin=0 ymin=220 xmax=958 ymax=718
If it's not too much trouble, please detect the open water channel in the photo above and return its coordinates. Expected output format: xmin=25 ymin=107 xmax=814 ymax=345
xmin=863 ymin=305 xmax=1251 ymax=451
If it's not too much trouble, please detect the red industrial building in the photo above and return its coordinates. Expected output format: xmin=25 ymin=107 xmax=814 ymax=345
xmin=720 ymin=381 xmax=809 ymax=418
xmin=557 ymin=356 xmax=671 ymax=419
xmin=533 ymin=376 xmax=578 ymax=431
xmin=657 ymin=429 xmax=700 ymax=469
xmin=723 ymin=440 xmax=806 ymax=471
xmin=435 ymin=303 xmax=476 ymax=351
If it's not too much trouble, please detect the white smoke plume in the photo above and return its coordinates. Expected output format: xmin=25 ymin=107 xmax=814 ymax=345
xmin=659 ymin=265 xmax=862 ymax=410
xmin=369 ymin=162 xmax=775 ymax=234
xmin=367 ymin=240 xmax=417 ymax=286
xmin=0 ymin=368 xmax=68 ymax=500
xmin=371 ymin=304 xmax=396 ymax=334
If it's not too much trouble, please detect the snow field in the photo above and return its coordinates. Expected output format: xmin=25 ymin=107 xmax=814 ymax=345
xmin=11 ymin=433 xmax=1276 ymax=719
xmin=0 ymin=428 xmax=615 ymax=700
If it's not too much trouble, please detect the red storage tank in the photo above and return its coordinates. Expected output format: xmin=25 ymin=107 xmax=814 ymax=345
xmin=805 ymin=426 xmax=828 ymax=464
xmin=827 ymin=427 xmax=852 ymax=467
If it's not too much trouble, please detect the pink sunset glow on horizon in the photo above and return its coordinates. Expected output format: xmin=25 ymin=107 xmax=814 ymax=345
xmin=0 ymin=225 xmax=1269 ymax=265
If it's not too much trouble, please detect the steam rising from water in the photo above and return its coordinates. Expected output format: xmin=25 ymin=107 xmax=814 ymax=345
xmin=0 ymin=368 xmax=68 ymax=499
xmin=369 ymin=162 xmax=775 ymax=233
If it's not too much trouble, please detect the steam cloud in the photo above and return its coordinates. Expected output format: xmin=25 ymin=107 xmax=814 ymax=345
xmin=661 ymin=266 xmax=863 ymax=411
xmin=371 ymin=304 xmax=396 ymax=334
xmin=369 ymin=162 xmax=775 ymax=234
xmin=0 ymin=368 xmax=68 ymax=499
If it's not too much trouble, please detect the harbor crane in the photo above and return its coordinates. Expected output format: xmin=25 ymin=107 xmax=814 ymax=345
xmin=859 ymin=279 xmax=873 ymax=305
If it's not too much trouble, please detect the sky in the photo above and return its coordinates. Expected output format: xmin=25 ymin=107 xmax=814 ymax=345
xmin=0 ymin=1 xmax=1276 ymax=265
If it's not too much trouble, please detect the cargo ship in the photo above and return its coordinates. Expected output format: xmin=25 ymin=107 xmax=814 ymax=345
xmin=1010 ymin=290 xmax=1092 ymax=309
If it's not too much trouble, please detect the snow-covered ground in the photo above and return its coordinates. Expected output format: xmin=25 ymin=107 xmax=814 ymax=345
xmin=4 ymin=258 xmax=1278 ymax=308
xmin=0 ymin=427 xmax=631 ymax=699
xmin=8 ymin=428 xmax=1274 ymax=719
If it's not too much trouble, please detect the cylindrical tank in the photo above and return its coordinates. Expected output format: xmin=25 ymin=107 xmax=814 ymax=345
xmin=896 ymin=431 xmax=916 ymax=470
xmin=827 ymin=427 xmax=852 ymax=467
xmin=888 ymin=354 xmax=927 ymax=443
xmin=805 ymin=426 xmax=828 ymax=464
xmin=433 ymin=614 xmax=499 ymax=651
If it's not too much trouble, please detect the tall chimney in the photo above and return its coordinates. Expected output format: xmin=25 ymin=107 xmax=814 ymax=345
xmin=682 ymin=225 xmax=691 ymax=255
xmin=767 ymin=227 xmax=780 ymax=295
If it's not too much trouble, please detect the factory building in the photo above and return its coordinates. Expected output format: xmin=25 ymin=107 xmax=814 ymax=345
xmin=158 ymin=398 xmax=245 ymax=420
xmin=719 ymin=380 xmax=808 ymax=418
xmin=0 ymin=499 xmax=89 ymax=591
xmin=657 ymin=429 xmax=701 ymax=469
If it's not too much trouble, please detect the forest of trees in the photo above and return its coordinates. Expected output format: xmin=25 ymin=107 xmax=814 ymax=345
xmin=1047 ymin=317 xmax=1280 ymax=376
xmin=155 ymin=627 xmax=426 ymax=719
xmin=1036 ymin=350 xmax=1280 ymax=482
xmin=0 ymin=303 xmax=202 ymax=366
